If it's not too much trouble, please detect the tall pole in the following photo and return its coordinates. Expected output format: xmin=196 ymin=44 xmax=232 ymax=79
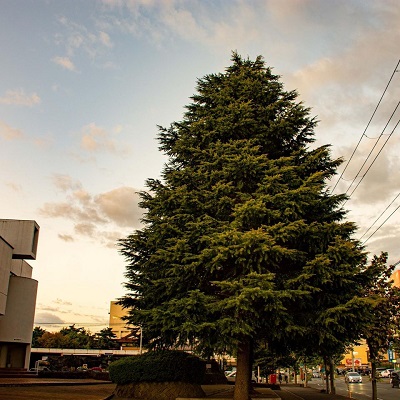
xmin=139 ymin=326 xmax=143 ymax=354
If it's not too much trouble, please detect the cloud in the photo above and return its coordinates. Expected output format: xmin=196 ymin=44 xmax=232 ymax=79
xmin=99 ymin=0 xmax=258 ymax=49
xmin=332 ymin=132 xmax=400 ymax=205
xmin=5 ymin=182 xmax=22 ymax=192
xmin=39 ymin=176 xmax=143 ymax=246
xmin=75 ymin=222 xmax=97 ymax=236
xmin=78 ymin=123 xmax=130 ymax=157
xmin=34 ymin=312 xmax=65 ymax=325
xmin=99 ymin=31 xmax=113 ymax=47
xmin=96 ymin=186 xmax=142 ymax=227
xmin=54 ymin=298 xmax=73 ymax=306
xmin=54 ymin=16 xmax=114 ymax=68
xmin=0 ymin=89 xmax=41 ymax=106
xmin=52 ymin=174 xmax=82 ymax=192
xmin=0 ymin=121 xmax=24 ymax=140
xmin=284 ymin=2 xmax=400 ymax=138
xmin=52 ymin=56 xmax=77 ymax=71
xmin=80 ymin=123 xmax=116 ymax=152
xmin=58 ymin=234 xmax=74 ymax=242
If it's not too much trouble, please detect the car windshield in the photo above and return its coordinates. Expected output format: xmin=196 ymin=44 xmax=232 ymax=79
xmin=348 ymin=373 xmax=359 ymax=376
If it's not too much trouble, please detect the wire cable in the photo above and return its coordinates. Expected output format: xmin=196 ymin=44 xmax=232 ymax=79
xmin=361 ymin=202 xmax=400 ymax=245
xmin=344 ymin=101 xmax=400 ymax=196
xmin=345 ymin=118 xmax=400 ymax=201
xmin=331 ymin=59 xmax=400 ymax=192
xmin=359 ymin=192 xmax=400 ymax=240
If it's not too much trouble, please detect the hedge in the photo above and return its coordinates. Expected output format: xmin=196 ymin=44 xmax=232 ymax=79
xmin=108 ymin=350 xmax=205 ymax=385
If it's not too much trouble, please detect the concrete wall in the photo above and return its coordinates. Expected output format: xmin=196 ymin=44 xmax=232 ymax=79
xmin=0 ymin=239 xmax=13 ymax=315
xmin=10 ymin=259 xmax=32 ymax=278
xmin=0 ymin=220 xmax=39 ymax=260
xmin=0 ymin=219 xmax=39 ymax=369
xmin=0 ymin=276 xmax=38 ymax=343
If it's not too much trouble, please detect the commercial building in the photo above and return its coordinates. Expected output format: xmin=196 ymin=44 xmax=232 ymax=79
xmin=0 ymin=219 xmax=39 ymax=369
xmin=109 ymin=301 xmax=143 ymax=350
xmin=109 ymin=301 xmax=133 ymax=339
xmin=340 ymin=268 xmax=400 ymax=369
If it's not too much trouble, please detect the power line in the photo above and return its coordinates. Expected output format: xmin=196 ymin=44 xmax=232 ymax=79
xmin=331 ymin=59 xmax=400 ymax=193
xmin=343 ymin=101 xmax=400 ymax=197
xmin=361 ymin=202 xmax=400 ymax=245
xmin=359 ymin=192 xmax=400 ymax=241
xmin=345 ymin=118 xmax=400 ymax=200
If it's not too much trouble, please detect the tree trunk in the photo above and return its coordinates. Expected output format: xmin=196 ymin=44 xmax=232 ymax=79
xmin=329 ymin=357 xmax=336 ymax=394
xmin=233 ymin=338 xmax=251 ymax=400
xmin=371 ymin=360 xmax=377 ymax=400
xmin=323 ymin=356 xmax=329 ymax=393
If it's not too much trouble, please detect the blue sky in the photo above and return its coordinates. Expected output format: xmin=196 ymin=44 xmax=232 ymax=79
xmin=2 ymin=0 xmax=400 ymax=332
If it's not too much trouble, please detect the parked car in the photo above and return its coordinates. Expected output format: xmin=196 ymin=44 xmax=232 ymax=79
xmin=360 ymin=368 xmax=371 ymax=376
xmin=345 ymin=372 xmax=363 ymax=383
xmin=376 ymin=367 xmax=387 ymax=377
xmin=380 ymin=369 xmax=394 ymax=378
xmin=225 ymin=370 xmax=257 ymax=383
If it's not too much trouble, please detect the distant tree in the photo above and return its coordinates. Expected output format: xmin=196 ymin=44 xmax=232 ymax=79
xmin=359 ymin=253 xmax=400 ymax=400
xmin=38 ymin=331 xmax=70 ymax=348
xmin=59 ymin=324 xmax=94 ymax=349
xmin=33 ymin=325 xmax=120 ymax=350
xmin=119 ymin=53 xmax=366 ymax=400
xmin=94 ymin=327 xmax=119 ymax=349
xmin=32 ymin=326 xmax=46 ymax=347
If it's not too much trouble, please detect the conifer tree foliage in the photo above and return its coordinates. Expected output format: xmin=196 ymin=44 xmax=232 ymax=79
xmin=119 ymin=53 xmax=365 ymax=399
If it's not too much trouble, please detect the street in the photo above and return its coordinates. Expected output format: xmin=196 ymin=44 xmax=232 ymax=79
xmin=308 ymin=377 xmax=400 ymax=400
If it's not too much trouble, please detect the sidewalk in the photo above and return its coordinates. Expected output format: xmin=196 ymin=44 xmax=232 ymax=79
xmin=0 ymin=377 xmax=351 ymax=400
xmin=0 ymin=377 xmax=116 ymax=400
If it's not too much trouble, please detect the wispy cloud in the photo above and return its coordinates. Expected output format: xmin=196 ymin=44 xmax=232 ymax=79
xmin=5 ymin=182 xmax=22 ymax=192
xmin=77 ymin=123 xmax=130 ymax=158
xmin=53 ymin=15 xmax=114 ymax=69
xmin=80 ymin=123 xmax=117 ymax=153
xmin=52 ymin=56 xmax=77 ymax=71
xmin=54 ymin=298 xmax=73 ymax=306
xmin=0 ymin=89 xmax=40 ymax=106
xmin=0 ymin=120 xmax=24 ymax=140
xmin=39 ymin=175 xmax=143 ymax=246
xmin=58 ymin=234 xmax=74 ymax=242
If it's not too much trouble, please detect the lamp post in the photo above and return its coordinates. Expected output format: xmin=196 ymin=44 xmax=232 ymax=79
xmin=139 ymin=326 xmax=143 ymax=354
xmin=352 ymin=351 xmax=358 ymax=372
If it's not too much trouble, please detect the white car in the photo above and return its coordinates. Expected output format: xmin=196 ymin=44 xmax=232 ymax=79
xmin=345 ymin=372 xmax=362 ymax=383
xmin=380 ymin=369 xmax=394 ymax=378
xmin=225 ymin=370 xmax=257 ymax=383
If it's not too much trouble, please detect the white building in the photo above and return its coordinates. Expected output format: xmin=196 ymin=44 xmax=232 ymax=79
xmin=0 ymin=219 xmax=39 ymax=370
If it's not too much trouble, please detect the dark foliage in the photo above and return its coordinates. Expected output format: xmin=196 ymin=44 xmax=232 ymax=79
xmin=108 ymin=350 xmax=205 ymax=385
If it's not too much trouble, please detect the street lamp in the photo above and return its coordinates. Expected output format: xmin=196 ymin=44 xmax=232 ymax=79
xmin=139 ymin=326 xmax=143 ymax=354
xmin=352 ymin=351 xmax=358 ymax=372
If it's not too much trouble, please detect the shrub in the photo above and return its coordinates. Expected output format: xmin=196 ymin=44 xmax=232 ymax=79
xmin=109 ymin=350 xmax=205 ymax=385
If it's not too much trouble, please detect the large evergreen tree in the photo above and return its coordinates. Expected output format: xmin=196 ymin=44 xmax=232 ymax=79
xmin=119 ymin=53 xmax=366 ymax=400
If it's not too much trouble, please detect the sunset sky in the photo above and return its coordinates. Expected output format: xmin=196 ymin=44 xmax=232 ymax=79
xmin=2 ymin=0 xmax=400 ymax=332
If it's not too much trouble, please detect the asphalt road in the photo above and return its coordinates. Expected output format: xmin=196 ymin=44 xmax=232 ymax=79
xmin=308 ymin=376 xmax=400 ymax=400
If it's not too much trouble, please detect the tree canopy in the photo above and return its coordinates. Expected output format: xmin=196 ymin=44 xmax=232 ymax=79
xmin=32 ymin=325 xmax=119 ymax=350
xmin=119 ymin=53 xmax=368 ymax=400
